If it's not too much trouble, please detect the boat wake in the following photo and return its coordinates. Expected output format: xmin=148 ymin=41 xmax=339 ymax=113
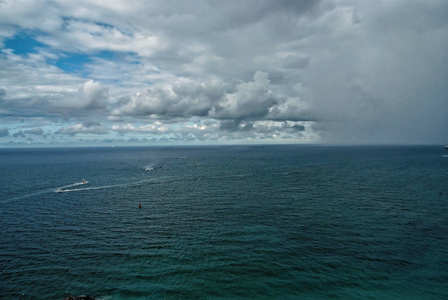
xmin=4 ymin=177 xmax=165 ymax=203
xmin=3 ymin=180 xmax=90 ymax=203
xmin=54 ymin=179 xmax=151 ymax=193
xmin=144 ymin=165 xmax=162 ymax=172
xmin=54 ymin=180 xmax=89 ymax=193
xmin=4 ymin=189 xmax=53 ymax=203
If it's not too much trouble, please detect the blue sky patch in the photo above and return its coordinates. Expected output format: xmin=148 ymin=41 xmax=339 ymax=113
xmin=4 ymin=31 xmax=46 ymax=55
xmin=54 ymin=53 xmax=92 ymax=76
xmin=53 ymin=51 xmax=119 ymax=77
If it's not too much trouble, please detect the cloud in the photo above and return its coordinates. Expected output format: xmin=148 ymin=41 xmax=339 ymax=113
xmin=55 ymin=122 xmax=108 ymax=136
xmin=111 ymin=122 xmax=169 ymax=134
xmin=24 ymin=127 xmax=44 ymax=135
xmin=112 ymin=71 xmax=297 ymax=123
xmin=10 ymin=127 xmax=44 ymax=138
xmin=0 ymin=49 xmax=109 ymax=118
xmin=36 ymin=19 xmax=164 ymax=57
xmin=213 ymin=71 xmax=279 ymax=120
xmin=0 ymin=127 xmax=9 ymax=137
xmin=12 ymin=131 xmax=26 ymax=138
xmin=0 ymin=49 xmax=84 ymax=118
xmin=299 ymin=1 xmax=448 ymax=144
xmin=1 ymin=0 xmax=447 ymax=146
xmin=77 ymin=80 xmax=109 ymax=110
xmin=113 ymin=81 xmax=225 ymax=118
xmin=219 ymin=120 xmax=254 ymax=132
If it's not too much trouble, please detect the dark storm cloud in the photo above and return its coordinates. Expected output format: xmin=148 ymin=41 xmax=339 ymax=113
xmin=0 ymin=127 xmax=9 ymax=137
xmin=290 ymin=124 xmax=305 ymax=132
xmin=302 ymin=1 xmax=448 ymax=144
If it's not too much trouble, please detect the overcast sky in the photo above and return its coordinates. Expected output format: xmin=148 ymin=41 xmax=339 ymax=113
xmin=0 ymin=0 xmax=447 ymax=147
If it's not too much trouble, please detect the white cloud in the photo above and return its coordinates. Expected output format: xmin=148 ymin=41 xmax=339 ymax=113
xmin=55 ymin=122 xmax=108 ymax=136
xmin=1 ymin=0 xmax=447 ymax=146
xmin=111 ymin=122 xmax=169 ymax=134
xmin=213 ymin=71 xmax=279 ymax=120
xmin=0 ymin=49 xmax=110 ymax=119
xmin=37 ymin=19 xmax=164 ymax=57
xmin=77 ymin=80 xmax=109 ymax=110
xmin=112 ymin=81 xmax=226 ymax=118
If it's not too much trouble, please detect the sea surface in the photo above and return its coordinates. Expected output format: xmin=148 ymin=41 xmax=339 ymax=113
xmin=1 ymin=145 xmax=447 ymax=299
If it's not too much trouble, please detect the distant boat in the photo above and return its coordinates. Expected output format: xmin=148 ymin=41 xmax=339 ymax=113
xmin=445 ymin=146 xmax=448 ymax=150
xmin=54 ymin=188 xmax=63 ymax=193
xmin=146 ymin=166 xmax=161 ymax=171
xmin=81 ymin=179 xmax=88 ymax=184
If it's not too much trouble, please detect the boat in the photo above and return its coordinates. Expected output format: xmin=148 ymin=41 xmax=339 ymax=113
xmin=54 ymin=188 xmax=63 ymax=193
xmin=445 ymin=146 xmax=448 ymax=149
xmin=81 ymin=179 xmax=88 ymax=184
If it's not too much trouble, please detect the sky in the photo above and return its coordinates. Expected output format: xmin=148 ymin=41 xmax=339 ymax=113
xmin=0 ymin=0 xmax=447 ymax=147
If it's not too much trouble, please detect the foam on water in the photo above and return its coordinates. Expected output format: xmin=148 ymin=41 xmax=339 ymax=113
xmin=58 ymin=180 xmax=89 ymax=189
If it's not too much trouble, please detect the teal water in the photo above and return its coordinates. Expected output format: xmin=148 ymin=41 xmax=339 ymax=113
xmin=1 ymin=145 xmax=447 ymax=299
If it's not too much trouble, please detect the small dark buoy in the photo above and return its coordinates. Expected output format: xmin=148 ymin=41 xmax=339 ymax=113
xmin=139 ymin=203 xmax=142 ymax=208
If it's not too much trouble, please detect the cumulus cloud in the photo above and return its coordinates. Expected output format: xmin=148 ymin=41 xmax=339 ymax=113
xmin=55 ymin=122 xmax=108 ymax=136
xmin=77 ymin=80 xmax=109 ymax=110
xmin=0 ymin=0 xmax=447 ymax=146
xmin=12 ymin=131 xmax=26 ymax=138
xmin=213 ymin=71 xmax=279 ymax=120
xmin=10 ymin=127 xmax=44 ymax=139
xmin=113 ymin=81 xmax=225 ymax=118
xmin=113 ymin=71 xmax=294 ymax=123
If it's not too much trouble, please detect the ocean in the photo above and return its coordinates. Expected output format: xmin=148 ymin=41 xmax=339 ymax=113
xmin=1 ymin=145 xmax=447 ymax=299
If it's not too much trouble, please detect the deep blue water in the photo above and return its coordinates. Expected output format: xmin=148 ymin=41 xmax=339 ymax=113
xmin=1 ymin=145 xmax=447 ymax=299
